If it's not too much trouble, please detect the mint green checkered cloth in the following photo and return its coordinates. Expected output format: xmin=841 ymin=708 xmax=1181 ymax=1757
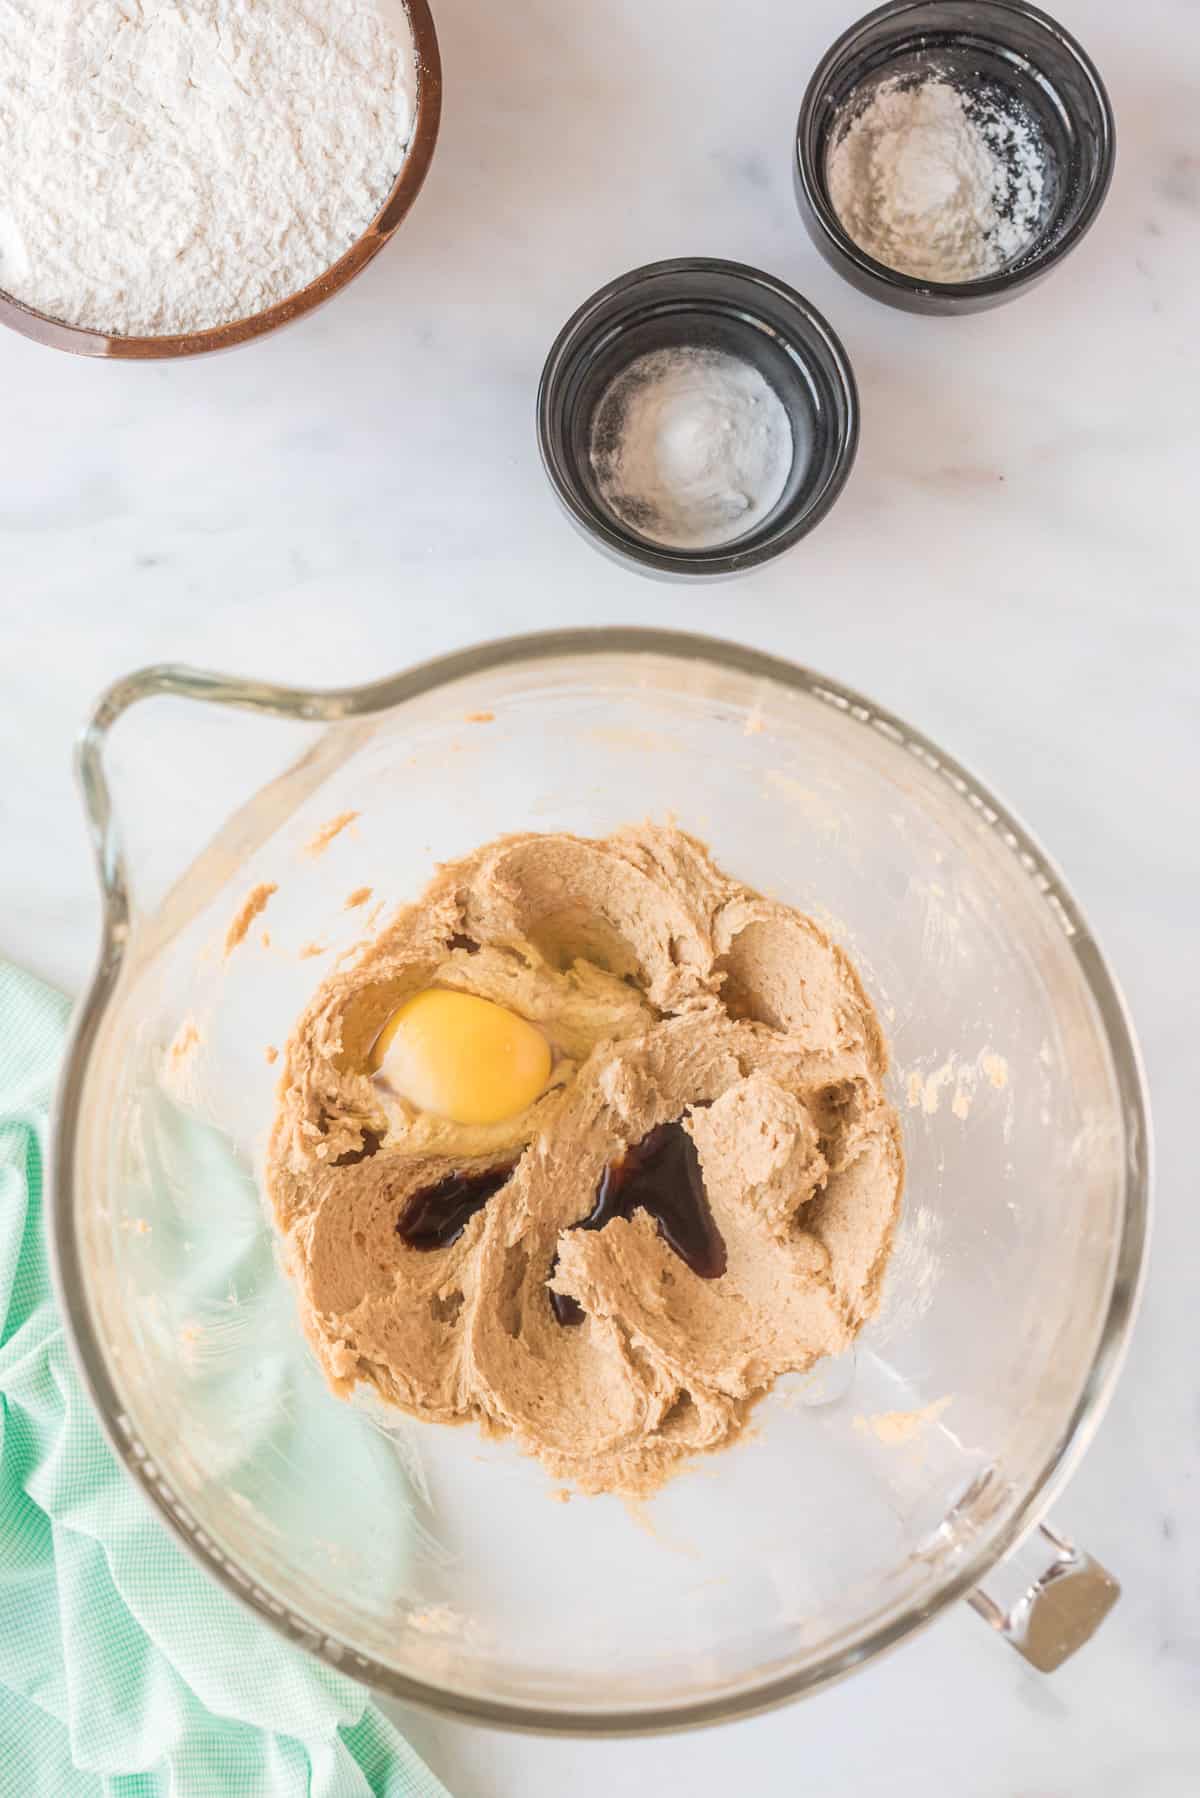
xmin=0 ymin=962 xmax=449 ymax=1798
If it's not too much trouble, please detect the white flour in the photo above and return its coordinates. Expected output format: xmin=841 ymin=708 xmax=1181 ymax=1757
xmin=0 ymin=0 xmax=416 ymax=336
xmin=827 ymin=74 xmax=1046 ymax=283
xmin=589 ymin=347 xmax=794 ymax=551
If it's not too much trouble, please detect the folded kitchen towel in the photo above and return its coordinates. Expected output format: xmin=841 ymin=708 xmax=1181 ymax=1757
xmin=0 ymin=961 xmax=449 ymax=1798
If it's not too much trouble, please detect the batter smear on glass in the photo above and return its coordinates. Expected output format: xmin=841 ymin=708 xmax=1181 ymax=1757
xmin=267 ymin=825 xmax=903 ymax=1496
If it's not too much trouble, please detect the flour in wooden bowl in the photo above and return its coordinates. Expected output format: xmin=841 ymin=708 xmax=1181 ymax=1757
xmin=0 ymin=0 xmax=417 ymax=336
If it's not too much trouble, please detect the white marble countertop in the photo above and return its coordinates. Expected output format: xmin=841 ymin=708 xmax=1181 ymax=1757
xmin=2 ymin=0 xmax=1197 ymax=1790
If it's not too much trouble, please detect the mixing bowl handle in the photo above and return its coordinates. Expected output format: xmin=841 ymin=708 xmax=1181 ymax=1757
xmin=967 ymin=1519 xmax=1119 ymax=1670
xmin=75 ymin=663 xmax=367 ymax=932
xmin=76 ymin=640 xmax=630 ymax=926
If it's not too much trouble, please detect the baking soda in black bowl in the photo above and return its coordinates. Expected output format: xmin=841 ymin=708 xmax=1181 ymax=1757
xmin=826 ymin=67 xmax=1049 ymax=284
xmin=537 ymin=258 xmax=859 ymax=580
xmin=795 ymin=0 xmax=1115 ymax=315
xmin=587 ymin=344 xmax=801 ymax=553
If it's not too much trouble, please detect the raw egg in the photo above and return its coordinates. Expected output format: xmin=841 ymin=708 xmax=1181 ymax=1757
xmin=371 ymin=989 xmax=552 ymax=1126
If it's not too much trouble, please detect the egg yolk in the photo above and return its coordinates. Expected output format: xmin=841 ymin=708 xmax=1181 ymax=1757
xmin=370 ymin=989 xmax=552 ymax=1126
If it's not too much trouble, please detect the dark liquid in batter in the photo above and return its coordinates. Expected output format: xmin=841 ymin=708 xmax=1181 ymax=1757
xmin=551 ymin=1117 xmax=726 ymax=1325
xmin=396 ymin=1118 xmax=725 ymax=1319
xmin=397 ymin=1167 xmax=514 ymax=1250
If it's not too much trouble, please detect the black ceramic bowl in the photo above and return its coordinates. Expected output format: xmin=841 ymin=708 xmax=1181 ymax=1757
xmin=795 ymin=0 xmax=1115 ymax=315
xmin=536 ymin=258 xmax=859 ymax=579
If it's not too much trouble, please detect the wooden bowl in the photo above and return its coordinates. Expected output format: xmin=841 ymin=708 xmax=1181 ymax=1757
xmin=0 ymin=0 xmax=442 ymax=360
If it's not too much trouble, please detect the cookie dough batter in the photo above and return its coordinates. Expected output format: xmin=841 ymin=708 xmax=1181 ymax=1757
xmin=267 ymin=825 xmax=903 ymax=1495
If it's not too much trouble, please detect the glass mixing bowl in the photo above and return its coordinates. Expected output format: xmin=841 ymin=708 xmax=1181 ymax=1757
xmin=51 ymin=629 xmax=1149 ymax=1731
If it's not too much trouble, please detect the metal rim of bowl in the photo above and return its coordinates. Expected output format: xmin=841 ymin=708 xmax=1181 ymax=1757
xmin=794 ymin=0 xmax=1117 ymax=306
xmin=535 ymin=258 xmax=860 ymax=577
xmin=50 ymin=626 xmax=1152 ymax=1735
xmin=0 ymin=0 xmax=443 ymax=360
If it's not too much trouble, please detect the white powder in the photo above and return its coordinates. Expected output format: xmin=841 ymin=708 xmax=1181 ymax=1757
xmin=589 ymin=347 xmax=795 ymax=551
xmin=826 ymin=74 xmax=1046 ymax=284
xmin=0 ymin=0 xmax=416 ymax=336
